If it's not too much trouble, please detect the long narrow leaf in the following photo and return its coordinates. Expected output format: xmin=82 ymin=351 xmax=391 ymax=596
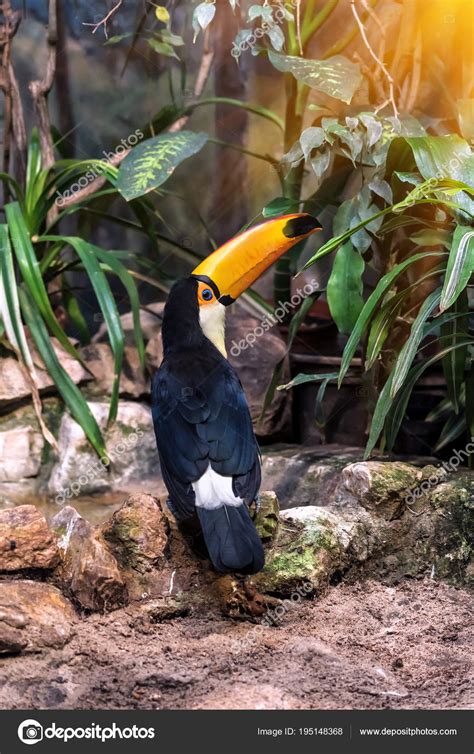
xmin=19 ymin=290 xmax=106 ymax=458
xmin=339 ymin=251 xmax=446 ymax=387
xmin=56 ymin=237 xmax=124 ymax=426
xmin=390 ymin=288 xmax=442 ymax=397
xmin=439 ymin=225 xmax=474 ymax=311
xmin=5 ymin=202 xmax=82 ymax=362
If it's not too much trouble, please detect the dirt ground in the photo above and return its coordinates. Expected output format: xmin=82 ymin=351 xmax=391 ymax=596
xmin=0 ymin=578 xmax=472 ymax=710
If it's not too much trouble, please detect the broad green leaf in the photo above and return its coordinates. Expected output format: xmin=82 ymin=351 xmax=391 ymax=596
xmin=390 ymin=288 xmax=441 ymax=398
xmin=19 ymin=290 xmax=107 ymax=459
xmin=440 ymin=290 xmax=469 ymax=413
xmin=300 ymin=127 xmax=326 ymax=160
xmin=117 ymin=131 xmax=208 ymax=200
xmin=5 ymin=202 xmax=82 ymax=362
xmin=338 ymin=251 xmax=446 ymax=387
xmin=327 ymin=242 xmax=364 ymax=334
xmin=147 ymin=38 xmax=179 ymax=59
xmin=439 ymin=225 xmax=474 ymax=311
xmin=410 ymin=228 xmax=451 ymax=248
xmin=263 ymin=196 xmax=300 ymax=217
xmin=268 ymin=51 xmax=362 ymax=104
xmin=405 ymin=135 xmax=474 ymax=218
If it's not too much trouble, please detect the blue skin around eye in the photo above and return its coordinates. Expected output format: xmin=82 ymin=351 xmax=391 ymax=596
xmin=202 ymin=289 xmax=213 ymax=300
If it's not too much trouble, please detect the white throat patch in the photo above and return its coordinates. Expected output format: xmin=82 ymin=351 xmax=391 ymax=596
xmin=199 ymin=301 xmax=227 ymax=357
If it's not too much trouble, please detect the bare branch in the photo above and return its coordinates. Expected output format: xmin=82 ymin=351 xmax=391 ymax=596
xmin=350 ymin=0 xmax=398 ymax=118
xmin=29 ymin=0 xmax=58 ymax=171
xmin=83 ymin=0 xmax=123 ymax=39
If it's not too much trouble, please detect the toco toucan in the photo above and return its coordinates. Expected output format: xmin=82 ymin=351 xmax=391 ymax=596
xmin=151 ymin=213 xmax=321 ymax=574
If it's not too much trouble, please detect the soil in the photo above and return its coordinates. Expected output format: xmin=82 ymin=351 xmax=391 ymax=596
xmin=0 ymin=578 xmax=472 ymax=710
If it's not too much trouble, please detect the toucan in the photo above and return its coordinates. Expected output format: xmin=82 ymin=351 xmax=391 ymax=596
xmin=151 ymin=213 xmax=321 ymax=574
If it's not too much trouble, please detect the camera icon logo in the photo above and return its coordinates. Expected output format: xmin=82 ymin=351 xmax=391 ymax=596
xmin=18 ymin=719 xmax=44 ymax=745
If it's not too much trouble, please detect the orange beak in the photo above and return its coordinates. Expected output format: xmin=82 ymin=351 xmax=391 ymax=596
xmin=191 ymin=213 xmax=321 ymax=304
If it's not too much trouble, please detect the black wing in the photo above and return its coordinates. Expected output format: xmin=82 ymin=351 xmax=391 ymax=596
xmin=151 ymin=346 xmax=261 ymax=519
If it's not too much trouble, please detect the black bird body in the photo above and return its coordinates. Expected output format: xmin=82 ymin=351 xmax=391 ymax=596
xmin=150 ymin=214 xmax=322 ymax=574
xmin=152 ymin=277 xmax=264 ymax=573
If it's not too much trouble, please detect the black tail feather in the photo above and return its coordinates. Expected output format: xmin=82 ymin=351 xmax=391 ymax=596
xmin=196 ymin=504 xmax=265 ymax=574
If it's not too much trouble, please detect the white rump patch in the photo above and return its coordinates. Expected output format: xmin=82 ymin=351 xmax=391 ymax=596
xmin=193 ymin=465 xmax=243 ymax=510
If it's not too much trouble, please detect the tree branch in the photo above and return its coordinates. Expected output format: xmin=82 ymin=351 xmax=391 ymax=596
xmin=350 ymin=0 xmax=398 ymax=118
xmin=82 ymin=0 xmax=123 ymax=39
xmin=29 ymin=0 xmax=58 ymax=171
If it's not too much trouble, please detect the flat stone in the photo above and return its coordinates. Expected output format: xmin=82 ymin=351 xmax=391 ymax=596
xmin=0 ymin=403 xmax=45 ymax=483
xmin=0 ymin=581 xmax=75 ymax=653
xmin=0 ymin=340 xmax=89 ymax=406
xmin=0 ymin=505 xmax=59 ymax=571
xmin=47 ymin=401 xmax=158 ymax=498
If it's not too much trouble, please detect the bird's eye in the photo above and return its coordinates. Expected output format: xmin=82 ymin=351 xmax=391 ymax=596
xmin=201 ymin=288 xmax=213 ymax=301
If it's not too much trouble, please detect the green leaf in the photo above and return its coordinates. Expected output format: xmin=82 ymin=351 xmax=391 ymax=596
xmin=338 ymin=251 xmax=446 ymax=387
xmin=278 ymin=371 xmax=338 ymax=391
xmin=5 ymin=202 xmax=82 ymax=363
xmin=405 ymin=135 xmax=474 ymax=218
xmin=50 ymin=237 xmax=125 ymax=426
xmin=383 ymin=341 xmax=473 ymax=454
xmin=147 ymin=38 xmax=179 ymax=59
xmin=0 ymin=224 xmax=33 ymax=366
xmin=434 ymin=413 xmax=467 ymax=452
xmin=262 ymin=196 xmax=300 ymax=217
xmin=439 ymin=225 xmax=474 ymax=312
xmin=365 ymin=341 xmax=472 ymax=457
xmin=268 ymin=51 xmax=362 ymax=104
xmin=440 ymin=290 xmax=469 ymax=413
xmin=326 ymin=242 xmax=364 ymax=334
xmin=19 ymin=290 xmax=107 ymax=459
xmin=117 ymin=131 xmax=208 ymax=200
xmin=390 ymin=288 xmax=442 ymax=397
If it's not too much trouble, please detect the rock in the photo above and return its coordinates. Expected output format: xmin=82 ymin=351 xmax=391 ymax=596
xmin=47 ymin=401 xmax=158 ymax=498
xmin=338 ymin=461 xmax=426 ymax=520
xmin=0 ymin=405 xmax=45 ymax=483
xmin=252 ymin=504 xmax=369 ymax=596
xmin=81 ymin=343 xmax=150 ymax=399
xmin=0 ymin=505 xmax=59 ymax=571
xmin=0 ymin=340 xmax=89 ymax=406
xmin=93 ymin=302 xmax=164 ymax=345
xmin=51 ymin=508 xmax=127 ymax=611
xmin=254 ymin=491 xmax=279 ymax=541
xmin=0 ymin=581 xmax=75 ymax=653
xmin=102 ymin=494 xmax=169 ymax=573
xmin=261 ymin=445 xmax=363 ymax=509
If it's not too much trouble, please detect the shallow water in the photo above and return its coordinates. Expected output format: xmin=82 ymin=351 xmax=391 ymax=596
xmin=0 ymin=491 xmax=126 ymax=525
